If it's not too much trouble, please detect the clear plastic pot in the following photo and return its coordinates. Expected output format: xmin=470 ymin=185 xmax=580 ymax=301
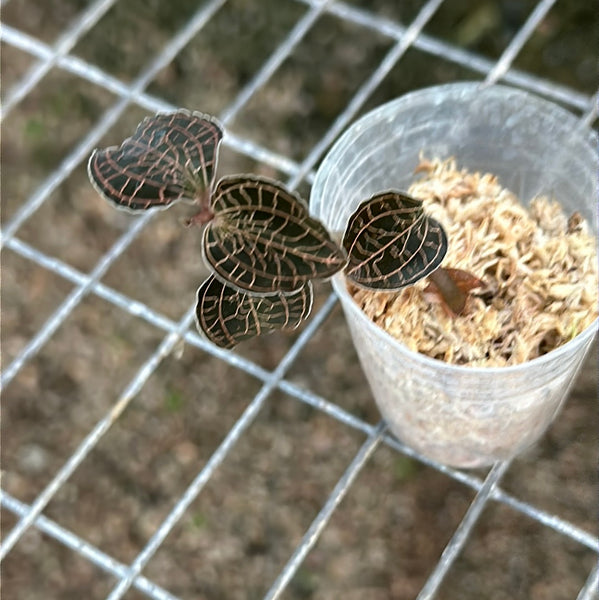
xmin=311 ymin=82 xmax=598 ymax=468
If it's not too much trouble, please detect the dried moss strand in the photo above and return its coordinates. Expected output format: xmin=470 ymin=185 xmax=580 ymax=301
xmin=350 ymin=157 xmax=598 ymax=367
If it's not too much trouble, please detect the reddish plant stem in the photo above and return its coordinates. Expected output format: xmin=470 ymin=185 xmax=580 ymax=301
xmin=427 ymin=267 xmax=467 ymax=315
xmin=184 ymin=205 xmax=215 ymax=228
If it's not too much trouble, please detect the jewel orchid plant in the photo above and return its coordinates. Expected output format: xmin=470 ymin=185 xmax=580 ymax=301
xmin=87 ymin=110 xmax=482 ymax=349
xmin=341 ymin=190 xmax=484 ymax=315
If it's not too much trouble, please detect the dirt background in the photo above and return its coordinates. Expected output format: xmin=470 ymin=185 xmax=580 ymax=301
xmin=1 ymin=1 xmax=597 ymax=599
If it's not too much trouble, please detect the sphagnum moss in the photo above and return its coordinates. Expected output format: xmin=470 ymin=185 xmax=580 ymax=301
xmin=350 ymin=157 xmax=598 ymax=367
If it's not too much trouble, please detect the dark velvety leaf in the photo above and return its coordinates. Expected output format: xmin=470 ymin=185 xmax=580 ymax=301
xmin=88 ymin=110 xmax=223 ymax=211
xmin=202 ymin=175 xmax=347 ymax=295
xmin=343 ymin=191 xmax=447 ymax=290
xmin=195 ymin=275 xmax=313 ymax=349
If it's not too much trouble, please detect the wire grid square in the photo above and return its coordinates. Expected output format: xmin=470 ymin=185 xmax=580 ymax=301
xmin=1 ymin=0 xmax=597 ymax=598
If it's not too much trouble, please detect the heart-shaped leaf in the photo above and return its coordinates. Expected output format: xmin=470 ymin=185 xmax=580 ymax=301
xmin=343 ymin=191 xmax=447 ymax=290
xmin=88 ymin=110 xmax=223 ymax=211
xmin=202 ymin=175 xmax=347 ymax=295
xmin=195 ymin=275 xmax=313 ymax=349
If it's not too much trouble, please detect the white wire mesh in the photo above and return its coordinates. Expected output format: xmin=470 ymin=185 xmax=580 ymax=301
xmin=0 ymin=0 xmax=118 ymax=119
xmin=1 ymin=0 xmax=597 ymax=598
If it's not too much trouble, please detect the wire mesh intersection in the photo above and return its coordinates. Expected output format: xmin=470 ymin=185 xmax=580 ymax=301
xmin=1 ymin=0 xmax=597 ymax=598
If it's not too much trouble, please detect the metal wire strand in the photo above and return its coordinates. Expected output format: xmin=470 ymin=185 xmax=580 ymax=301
xmin=0 ymin=296 xmax=195 ymax=561
xmin=0 ymin=493 xmax=183 ymax=600
xmin=1 ymin=0 xmax=341 ymax=554
xmin=483 ymin=0 xmax=557 ymax=85
xmin=295 ymin=0 xmax=591 ymax=111
xmin=0 ymin=0 xmax=228 ymax=247
xmin=0 ymin=0 xmax=117 ymax=119
xmin=2 ymin=0 xmax=437 ymax=553
xmin=220 ymin=0 xmax=331 ymax=126
xmin=416 ymin=461 xmax=512 ymax=599
xmin=101 ymin=3 xmax=445 ymax=589
xmin=263 ymin=422 xmax=387 ymax=600
xmin=92 ymin=1 xmax=448 ymax=581
xmin=1 ymin=0 xmax=232 ymax=557
xmin=0 ymin=0 xmax=340 ymax=394
xmin=105 ymin=294 xmax=339 ymax=599
xmin=0 ymin=24 xmax=312 ymax=181
xmin=4 ymin=236 xmax=599 ymax=556
xmin=576 ymin=563 xmax=599 ymax=600
xmin=0 ymin=213 xmax=152 ymax=391
xmin=287 ymin=0 xmax=446 ymax=189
